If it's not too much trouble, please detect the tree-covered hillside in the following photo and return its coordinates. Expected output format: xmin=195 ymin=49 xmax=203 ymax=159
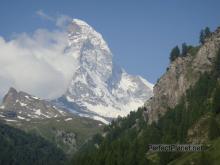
xmin=71 ymin=47 xmax=220 ymax=165
xmin=0 ymin=122 xmax=66 ymax=165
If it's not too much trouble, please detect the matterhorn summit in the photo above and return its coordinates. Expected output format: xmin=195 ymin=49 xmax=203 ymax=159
xmin=56 ymin=19 xmax=153 ymax=123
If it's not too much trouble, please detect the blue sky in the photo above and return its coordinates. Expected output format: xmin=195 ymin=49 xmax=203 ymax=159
xmin=0 ymin=0 xmax=220 ymax=83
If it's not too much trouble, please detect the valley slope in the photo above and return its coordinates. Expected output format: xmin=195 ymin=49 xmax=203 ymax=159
xmin=71 ymin=27 xmax=220 ymax=165
xmin=0 ymin=87 xmax=103 ymax=155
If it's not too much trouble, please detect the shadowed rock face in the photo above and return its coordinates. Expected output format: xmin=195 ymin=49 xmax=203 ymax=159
xmin=145 ymin=27 xmax=220 ymax=123
xmin=2 ymin=87 xmax=18 ymax=107
xmin=55 ymin=130 xmax=77 ymax=154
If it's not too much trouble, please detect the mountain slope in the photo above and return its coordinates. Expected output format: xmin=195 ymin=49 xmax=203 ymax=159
xmin=56 ymin=19 xmax=153 ymax=122
xmin=169 ymin=137 xmax=220 ymax=165
xmin=0 ymin=87 xmax=67 ymax=121
xmin=71 ymin=27 xmax=220 ymax=165
xmin=0 ymin=87 xmax=103 ymax=155
xmin=0 ymin=122 xmax=66 ymax=165
xmin=145 ymin=27 xmax=220 ymax=123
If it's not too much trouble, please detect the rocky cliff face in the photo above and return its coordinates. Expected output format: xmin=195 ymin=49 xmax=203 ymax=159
xmin=145 ymin=27 xmax=220 ymax=123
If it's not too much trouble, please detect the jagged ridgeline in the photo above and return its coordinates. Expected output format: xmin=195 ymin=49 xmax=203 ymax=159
xmin=71 ymin=27 xmax=220 ymax=165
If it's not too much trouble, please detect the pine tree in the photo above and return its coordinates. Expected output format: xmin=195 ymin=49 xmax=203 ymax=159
xmin=208 ymin=116 xmax=220 ymax=140
xmin=200 ymin=30 xmax=205 ymax=44
xmin=214 ymin=49 xmax=220 ymax=76
xmin=199 ymin=152 xmax=212 ymax=165
xmin=181 ymin=43 xmax=188 ymax=57
xmin=170 ymin=46 xmax=180 ymax=62
xmin=200 ymin=27 xmax=211 ymax=44
xmin=213 ymin=85 xmax=220 ymax=114
xmin=204 ymin=27 xmax=211 ymax=38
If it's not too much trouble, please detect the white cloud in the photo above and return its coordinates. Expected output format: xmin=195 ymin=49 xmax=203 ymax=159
xmin=36 ymin=10 xmax=54 ymax=22
xmin=36 ymin=10 xmax=71 ymax=29
xmin=56 ymin=14 xmax=72 ymax=28
xmin=0 ymin=28 xmax=77 ymax=100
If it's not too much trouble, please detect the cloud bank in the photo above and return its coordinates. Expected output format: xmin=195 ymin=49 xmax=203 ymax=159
xmin=0 ymin=18 xmax=76 ymax=100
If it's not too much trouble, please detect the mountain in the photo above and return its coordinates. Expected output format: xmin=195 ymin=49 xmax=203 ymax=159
xmin=0 ymin=87 xmax=103 ymax=155
xmin=0 ymin=87 xmax=67 ymax=121
xmin=145 ymin=27 xmax=220 ymax=123
xmin=56 ymin=19 xmax=153 ymax=123
xmin=71 ymin=27 xmax=220 ymax=165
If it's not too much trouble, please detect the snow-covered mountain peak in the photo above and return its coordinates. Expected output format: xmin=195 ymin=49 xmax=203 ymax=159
xmin=66 ymin=19 xmax=113 ymax=81
xmin=56 ymin=18 xmax=154 ymax=123
xmin=68 ymin=19 xmax=111 ymax=53
xmin=72 ymin=19 xmax=90 ymax=27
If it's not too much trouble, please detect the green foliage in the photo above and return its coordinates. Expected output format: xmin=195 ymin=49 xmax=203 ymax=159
xmin=213 ymin=85 xmax=220 ymax=114
xmin=169 ymin=138 xmax=220 ymax=165
xmin=71 ymin=40 xmax=220 ymax=165
xmin=72 ymin=108 xmax=151 ymax=165
xmin=208 ymin=116 xmax=220 ymax=140
xmin=214 ymin=49 xmax=220 ymax=76
xmin=204 ymin=27 xmax=211 ymax=37
xmin=180 ymin=43 xmax=200 ymax=58
xmin=10 ymin=115 xmax=103 ymax=156
xmin=198 ymin=152 xmax=213 ymax=165
xmin=170 ymin=46 xmax=180 ymax=62
xmin=71 ymin=69 xmax=219 ymax=165
xmin=213 ymin=49 xmax=220 ymax=114
xmin=72 ymin=68 xmax=220 ymax=165
xmin=200 ymin=30 xmax=205 ymax=44
xmin=200 ymin=27 xmax=211 ymax=44
xmin=181 ymin=43 xmax=188 ymax=57
xmin=187 ymin=45 xmax=200 ymax=57
xmin=0 ymin=122 xmax=66 ymax=165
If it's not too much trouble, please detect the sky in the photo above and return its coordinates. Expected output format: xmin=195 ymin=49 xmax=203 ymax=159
xmin=0 ymin=0 xmax=220 ymax=99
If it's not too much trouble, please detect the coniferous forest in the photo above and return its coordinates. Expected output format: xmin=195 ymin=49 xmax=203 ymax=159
xmin=71 ymin=40 xmax=220 ymax=165
xmin=0 ymin=122 xmax=66 ymax=165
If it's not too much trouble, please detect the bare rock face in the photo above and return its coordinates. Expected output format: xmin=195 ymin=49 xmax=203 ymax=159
xmin=55 ymin=130 xmax=77 ymax=154
xmin=145 ymin=27 xmax=220 ymax=124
